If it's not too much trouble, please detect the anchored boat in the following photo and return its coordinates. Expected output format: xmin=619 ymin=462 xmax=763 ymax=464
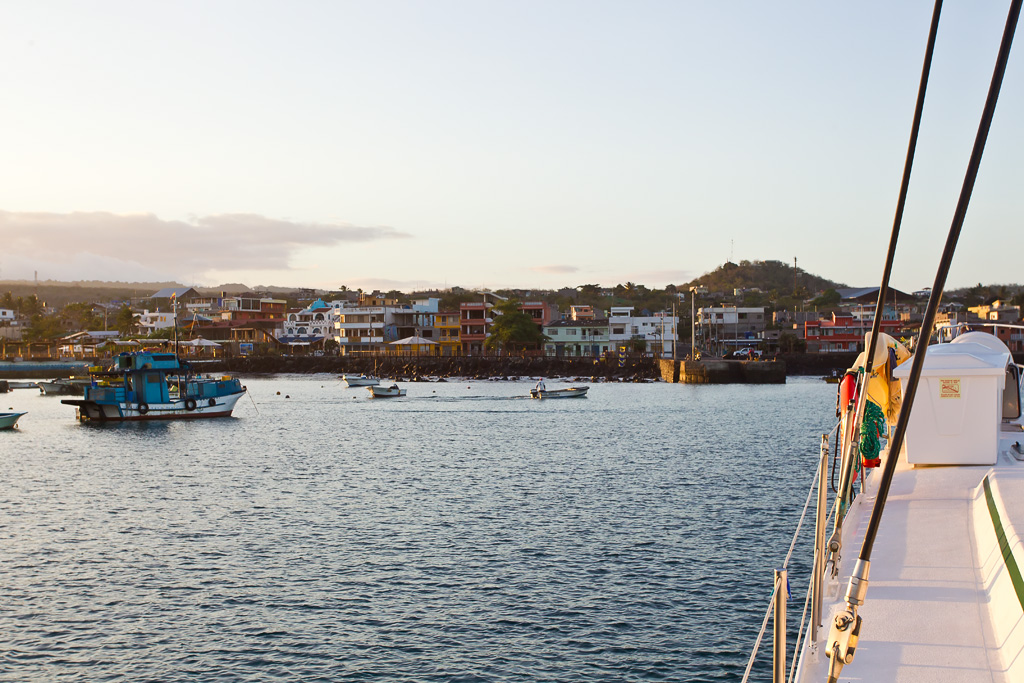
xmin=37 ymin=377 xmax=91 ymax=395
xmin=61 ymin=351 xmax=246 ymax=421
xmin=0 ymin=411 xmax=27 ymax=429
xmin=344 ymin=374 xmax=380 ymax=387
xmin=368 ymin=384 xmax=406 ymax=398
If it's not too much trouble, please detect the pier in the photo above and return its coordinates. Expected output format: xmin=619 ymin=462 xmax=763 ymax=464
xmin=658 ymin=358 xmax=787 ymax=384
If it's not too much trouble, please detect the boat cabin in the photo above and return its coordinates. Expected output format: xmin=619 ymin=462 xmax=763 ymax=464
xmin=893 ymin=331 xmax=1022 ymax=465
xmin=113 ymin=352 xmax=182 ymax=372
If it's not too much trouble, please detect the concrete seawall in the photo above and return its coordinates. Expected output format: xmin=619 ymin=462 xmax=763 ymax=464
xmin=658 ymin=359 xmax=786 ymax=384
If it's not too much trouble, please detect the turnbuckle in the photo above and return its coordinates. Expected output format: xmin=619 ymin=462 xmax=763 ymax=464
xmin=825 ymin=608 xmax=862 ymax=682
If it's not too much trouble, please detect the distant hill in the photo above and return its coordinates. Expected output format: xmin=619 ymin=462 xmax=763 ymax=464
xmin=0 ymin=280 xmax=325 ymax=309
xmin=684 ymin=260 xmax=844 ymax=296
xmin=0 ymin=280 xmax=187 ymax=308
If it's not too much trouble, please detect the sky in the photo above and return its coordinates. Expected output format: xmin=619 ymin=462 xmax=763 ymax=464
xmin=0 ymin=1 xmax=1021 ymax=294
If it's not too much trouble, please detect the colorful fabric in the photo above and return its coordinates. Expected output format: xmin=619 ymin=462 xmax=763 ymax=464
xmin=860 ymin=400 xmax=887 ymax=466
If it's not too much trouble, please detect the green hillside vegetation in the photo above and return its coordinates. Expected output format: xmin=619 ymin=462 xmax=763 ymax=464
xmin=684 ymin=260 xmax=844 ymax=298
xmin=0 ymin=281 xmax=177 ymax=309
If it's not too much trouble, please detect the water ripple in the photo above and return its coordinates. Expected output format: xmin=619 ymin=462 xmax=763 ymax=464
xmin=0 ymin=378 xmax=833 ymax=682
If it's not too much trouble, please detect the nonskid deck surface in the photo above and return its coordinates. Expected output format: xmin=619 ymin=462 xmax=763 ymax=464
xmin=799 ymin=450 xmax=1024 ymax=682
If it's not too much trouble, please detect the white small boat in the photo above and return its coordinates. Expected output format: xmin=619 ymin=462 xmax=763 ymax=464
xmin=530 ymin=386 xmax=589 ymax=399
xmin=37 ymin=378 xmax=90 ymax=395
xmin=368 ymin=384 xmax=406 ymax=398
xmin=344 ymin=375 xmax=380 ymax=387
xmin=7 ymin=381 xmax=39 ymax=390
xmin=0 ymin=411 xmax=27 ymax=429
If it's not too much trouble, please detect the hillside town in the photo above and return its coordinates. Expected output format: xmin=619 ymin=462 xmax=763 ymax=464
xmin=1 ymin=277 xmax=1021 ymax=361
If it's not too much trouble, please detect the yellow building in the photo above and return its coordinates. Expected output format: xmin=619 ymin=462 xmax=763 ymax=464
xmin=435 ymin=311 xmax=461 ymax=356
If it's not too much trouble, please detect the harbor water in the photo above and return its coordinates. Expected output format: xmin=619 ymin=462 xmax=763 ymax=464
xmin=0 ymin=376 xmax=836 ymax=682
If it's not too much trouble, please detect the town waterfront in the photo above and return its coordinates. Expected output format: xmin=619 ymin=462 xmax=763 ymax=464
xmin=1 ymin=376 xmax=835 ymax=681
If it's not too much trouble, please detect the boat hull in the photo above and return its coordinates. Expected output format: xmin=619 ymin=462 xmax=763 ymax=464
xmin=62 ymin=392 xmax=244 ymax=421
xmin=368 ymin=386 xmax=405 ymax=398
xmin=0 ymin=412 xmax=26 ymax=429
xmin=345 ymin=377 xmax=380 ymax=387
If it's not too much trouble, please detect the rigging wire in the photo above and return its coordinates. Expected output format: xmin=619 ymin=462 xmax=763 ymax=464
xmin=858 ymin=0 xmax=1022 ymax=562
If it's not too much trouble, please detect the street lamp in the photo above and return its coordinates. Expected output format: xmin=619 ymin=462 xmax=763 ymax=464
xmin=690 ymin=287 xmax=698 ymax=360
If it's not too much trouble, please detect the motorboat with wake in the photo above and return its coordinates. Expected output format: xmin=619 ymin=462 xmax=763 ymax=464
xmin=744 ymin=2 xmax=1024 ymax=681
xmin=530 ymin=386 xmax=589 ymax=399
xmin=61 ymin=351 xmax=246 ymax=421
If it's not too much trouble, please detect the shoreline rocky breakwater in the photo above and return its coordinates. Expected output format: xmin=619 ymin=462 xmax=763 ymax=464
xmin=0 ymin=353 xmax=861 ymax=381
xmin=214 ymin=355 xmax=660 ymax=381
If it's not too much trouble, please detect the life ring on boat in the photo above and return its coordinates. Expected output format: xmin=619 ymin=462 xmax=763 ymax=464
xmin=138 ymin=403 xmax=149 ymax=415
xmin=184 ymin=398 xmax=197 ymax=411
xmin=208 ymin=398 xmax=216 ymax=407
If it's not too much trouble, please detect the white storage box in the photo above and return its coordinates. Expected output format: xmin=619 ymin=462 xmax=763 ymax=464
xmin=893 ymin=338 xmax=1009 ymax=465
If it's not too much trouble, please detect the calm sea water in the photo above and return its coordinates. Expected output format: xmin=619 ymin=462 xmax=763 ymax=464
xmin=0 ymin=375 xmax=836 ymax=682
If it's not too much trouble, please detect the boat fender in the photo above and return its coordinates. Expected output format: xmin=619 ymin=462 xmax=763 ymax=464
xmin=837 ymin=372 xmax=857 ymax=417
xmin=208 ymin=398 xmax=216 ymax=407
xmin=185 ymin=398 xmax=197 ymax=411
xmin=138 ymin=403 xmax=149 ymax=415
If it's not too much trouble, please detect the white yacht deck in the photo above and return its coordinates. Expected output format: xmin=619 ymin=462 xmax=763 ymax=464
xmin=798 ymin=442 xmax=1024 ymax=681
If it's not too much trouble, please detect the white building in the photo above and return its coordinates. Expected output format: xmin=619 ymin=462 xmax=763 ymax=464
xmin=0 ymin=308 xmax=14 ymax=322
xmin=607 ymin=306 xmax=678 ymax=356
xmin=332 ymin=302 xmax=392 ymax=355
xmin=543 ymin=318 xmax=610 ymax=357
xmin=138 ymin=310 xmax=176 ymax=331
xmin=281 ymin=299 xmax=334 ymax=345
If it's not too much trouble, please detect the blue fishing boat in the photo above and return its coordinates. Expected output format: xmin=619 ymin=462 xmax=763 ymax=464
xmin=61 ymin=351 xmax=246 ymax=421
xmin=0 ymin=411 xmax=27 ymax=429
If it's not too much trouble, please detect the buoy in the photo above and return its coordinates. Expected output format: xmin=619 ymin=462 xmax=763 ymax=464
xmin=838 ymin=372 xmax=857 ymax=415
xmin=276 ymin=391 xmax=281 ymax=395
xmin=285 ymin=395 xmax=290 ymax=399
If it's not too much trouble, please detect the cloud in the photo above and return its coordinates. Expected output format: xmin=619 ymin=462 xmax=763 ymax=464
xmin=531 ymin=264 xmax=579 ymax=274
xmin=0 ymin=210 xmax=410 ymax=280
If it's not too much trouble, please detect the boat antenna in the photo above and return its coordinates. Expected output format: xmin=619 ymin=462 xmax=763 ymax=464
xmin=829 ymin=2 xmax=1022 ymax=680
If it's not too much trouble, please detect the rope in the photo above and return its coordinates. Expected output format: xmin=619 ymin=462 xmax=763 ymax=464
xmin=740 ymin=450 xmax=828 ymax=681
xmin=789 ymin=573 xmax=816 ymax=683
xmin=784 ymin=455 xmax=823 ymax=570
xmin=740 ymin=580 xmax=781 ymax=683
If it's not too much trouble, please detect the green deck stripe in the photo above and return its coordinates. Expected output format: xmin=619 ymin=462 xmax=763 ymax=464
xmin=984 ymin=476 xmax=1024 ymax=612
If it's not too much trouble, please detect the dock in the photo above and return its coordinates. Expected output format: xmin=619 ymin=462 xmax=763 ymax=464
xmin=658 ymin=358 xmax=786 ymax=384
